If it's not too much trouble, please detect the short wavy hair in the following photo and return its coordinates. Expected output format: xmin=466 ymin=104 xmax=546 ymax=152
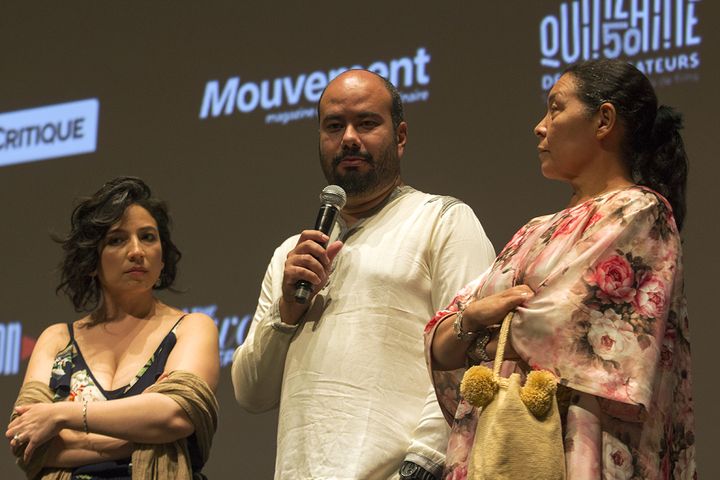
xmin=55 ymin=176 xmax=181 ymax=312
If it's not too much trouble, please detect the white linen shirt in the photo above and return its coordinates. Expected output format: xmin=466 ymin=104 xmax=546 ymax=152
xmin=232 ymin=187 xmax=495 ymax=479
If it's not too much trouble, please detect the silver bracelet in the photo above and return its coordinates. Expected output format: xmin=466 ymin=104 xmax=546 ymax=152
xmin=453 ymin=302 xmax=489 ymax=341
xmin=82 ymin=399 xmax=89 ymax=434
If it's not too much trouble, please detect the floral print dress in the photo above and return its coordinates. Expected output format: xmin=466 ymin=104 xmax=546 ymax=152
xmin=49 ymin=316 xmax=199 ymax=479
xmin=424 ymin=187 xmax=695 ymax=479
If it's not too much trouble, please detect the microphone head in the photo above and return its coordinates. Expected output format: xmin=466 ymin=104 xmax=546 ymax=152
xmin=320 ymin=185 xmax=347 ymax=209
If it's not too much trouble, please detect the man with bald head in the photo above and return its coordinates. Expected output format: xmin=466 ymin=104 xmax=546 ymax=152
xmin=232 ymin=70 xmax=495 ymax=479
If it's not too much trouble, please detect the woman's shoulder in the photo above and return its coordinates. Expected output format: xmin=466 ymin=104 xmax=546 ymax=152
xmin=603 ymin=186 xmax=675 ymax=223
xmin=589 ymin=186 xmax=680 ymax=242
xmin=37 ymin=322 xmax=72 ymax=352
xmin=601 ymin=185 xmax=670 ymax=210
xmin=172 ymin=311 xmax=218 ymax=339
xmin=23 ymin=322 xmax=74 ymax=384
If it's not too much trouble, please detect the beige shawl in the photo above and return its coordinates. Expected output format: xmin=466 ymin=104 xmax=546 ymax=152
xmin=11 ymin=370 xmax=218 ymax=480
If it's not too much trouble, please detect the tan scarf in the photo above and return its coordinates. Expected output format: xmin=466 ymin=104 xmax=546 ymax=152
xmin=11 ymin=370 xmax=218 ymax=480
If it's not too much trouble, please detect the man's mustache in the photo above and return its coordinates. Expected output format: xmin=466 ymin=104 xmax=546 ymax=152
xmin=332 ymin=151 xmax=374 ymax=167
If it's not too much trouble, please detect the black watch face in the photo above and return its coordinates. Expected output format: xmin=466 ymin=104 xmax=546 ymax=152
xmin=400 ymin=462 xmax=420 ymax=476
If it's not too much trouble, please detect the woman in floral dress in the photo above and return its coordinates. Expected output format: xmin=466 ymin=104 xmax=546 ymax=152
xmin=426 ymin=59 xmax=694 ymax=479
xmin=6 ymin=177 xmax=219 ymax=479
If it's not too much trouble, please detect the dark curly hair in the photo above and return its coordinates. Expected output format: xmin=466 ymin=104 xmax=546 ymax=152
xmin=564 ymin=59 xmax=688 ymax=230
xmin=55 ymin=176 xmax=181 ymax=312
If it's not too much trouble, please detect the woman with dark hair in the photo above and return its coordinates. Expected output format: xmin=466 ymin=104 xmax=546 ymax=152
xmin=426 ymin=59 xmax=694 ymax=479
xmin=6 ymin=177 xmax=219 ymax=479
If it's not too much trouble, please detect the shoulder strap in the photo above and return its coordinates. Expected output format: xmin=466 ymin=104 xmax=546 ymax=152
xmin=66 ymin=322 xmax=75 ymax=341
xmin=493 ymin=312 xmax=514 ymax=380
xmin=170 ymin=314 xmax=188 ymax=334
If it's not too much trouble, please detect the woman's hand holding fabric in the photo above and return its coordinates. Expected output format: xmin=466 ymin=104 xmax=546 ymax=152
xmin=430 ymin=285 xmax=534 ymax=370
xmin=462 ymin=285 xmax=534 ymax=331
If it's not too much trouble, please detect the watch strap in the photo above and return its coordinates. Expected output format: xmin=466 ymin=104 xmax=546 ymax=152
xmin=399 ymin=460 xmax=438 ymax=480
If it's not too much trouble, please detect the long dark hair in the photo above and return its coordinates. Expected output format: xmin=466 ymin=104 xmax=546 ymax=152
xmin=55 ymin=176 xmax=182 ymax=313
xmin=564 ymin=59 xmax=688 ymax=230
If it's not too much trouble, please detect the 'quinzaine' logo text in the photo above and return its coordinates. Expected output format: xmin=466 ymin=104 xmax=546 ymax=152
xmin=539 ymin=0 xmax=702 ymax=91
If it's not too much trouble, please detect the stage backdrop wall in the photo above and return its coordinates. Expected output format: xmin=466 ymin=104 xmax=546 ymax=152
xmin=1 ymin=1 xmax=716 ymax=477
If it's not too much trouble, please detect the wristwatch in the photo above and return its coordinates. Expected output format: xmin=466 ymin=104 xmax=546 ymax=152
xmin=399 ymin=461 xmax=438 ymax=480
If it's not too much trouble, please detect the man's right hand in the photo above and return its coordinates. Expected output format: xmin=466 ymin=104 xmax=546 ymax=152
xmin=279 ymin=230 xmax=343 ymax=326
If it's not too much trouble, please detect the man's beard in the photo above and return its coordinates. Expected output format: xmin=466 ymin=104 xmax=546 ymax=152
xmin=320 ymin=144 xmax=400 ymax=196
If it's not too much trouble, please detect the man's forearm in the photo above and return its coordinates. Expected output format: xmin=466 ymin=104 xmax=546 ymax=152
xmin=231 ymin=300 xmax=297 ymax=412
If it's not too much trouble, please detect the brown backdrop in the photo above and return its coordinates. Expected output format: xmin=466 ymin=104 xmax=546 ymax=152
xmin=0 ymin=1 xmax=716 ymax=478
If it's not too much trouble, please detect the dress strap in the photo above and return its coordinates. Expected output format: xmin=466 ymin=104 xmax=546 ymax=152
xmin=170 ymin=314 xmax=188 ymax=334
xmin=66 ymin=322 xmax=75 ymax=341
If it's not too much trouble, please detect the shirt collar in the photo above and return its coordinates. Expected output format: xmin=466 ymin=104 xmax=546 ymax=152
xmin=336 ymin=185 xmax=415 ymax=241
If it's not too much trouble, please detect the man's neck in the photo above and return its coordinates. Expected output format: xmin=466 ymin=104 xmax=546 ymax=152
xmin=340 ymin=178 xmax=403 ymax=227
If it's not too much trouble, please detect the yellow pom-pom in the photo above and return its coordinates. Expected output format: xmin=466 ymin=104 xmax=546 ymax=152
xmin=460 ymin=365 xmax=498 ymax=408
xmin=520 ymin=370 xmax=558 ymax=417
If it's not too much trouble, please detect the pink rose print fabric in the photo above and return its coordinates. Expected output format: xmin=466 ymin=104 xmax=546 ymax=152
xmin=586 ymin=254 xmax=637 ymax=304
xmin=425 ymin=187 xmax=695 ymax=479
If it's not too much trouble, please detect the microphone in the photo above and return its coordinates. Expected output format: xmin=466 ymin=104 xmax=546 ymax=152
xmin=294 ymin=185 xmax=347 ymax=304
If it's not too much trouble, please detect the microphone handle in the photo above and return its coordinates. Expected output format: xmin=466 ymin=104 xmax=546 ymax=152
xmin=294 ymin=204 xmax=340 ymax=304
